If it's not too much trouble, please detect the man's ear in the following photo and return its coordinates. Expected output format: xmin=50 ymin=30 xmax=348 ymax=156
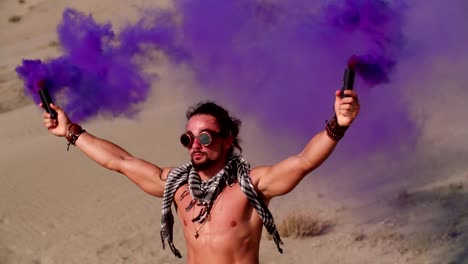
xmin=224 ymin=135 xmax=234 ymax=151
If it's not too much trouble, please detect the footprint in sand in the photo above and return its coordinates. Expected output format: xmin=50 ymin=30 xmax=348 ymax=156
xmin=8 ymin=0 xmax=48 ymax=24
xmin=0 ymin=215 xmax=9 ymax=226
xmin=0 ymin=247 xmax=40 ymax=264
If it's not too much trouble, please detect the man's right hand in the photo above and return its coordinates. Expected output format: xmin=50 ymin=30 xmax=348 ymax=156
xmin=40 ymin=103 xmax=71 ymax=137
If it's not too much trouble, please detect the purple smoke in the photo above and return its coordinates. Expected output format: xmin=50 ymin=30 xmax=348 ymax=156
xmin=15 ymin=0 xmax=417 ymax=159
xmin=16 ymin=1 xmax=405 ymax=126
xmin=16 ymin=8 xmax=186 ymax=122
xmin=171 ymin=0 xmax=410 ymax=155
xmin=323 ymin=0 xmax=403 ymax=85
xmin=15 ymin=1 xmax=414 ymax=187
xmin=16 ymin=1 xmax=468 ymax=193
xmin=16 ymin=1 xmax=404 ymax=125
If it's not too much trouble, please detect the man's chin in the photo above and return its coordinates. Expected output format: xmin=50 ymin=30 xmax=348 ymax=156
xmin=192 ymin=158 xmax=212 ymax=171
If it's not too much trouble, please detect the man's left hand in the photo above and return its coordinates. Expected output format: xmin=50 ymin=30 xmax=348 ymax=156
xmin=334 ymin=90 xmax=360 ymax=127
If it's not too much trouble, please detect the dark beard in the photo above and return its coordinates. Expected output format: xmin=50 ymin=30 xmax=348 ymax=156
xmin=192 ymin=146 xmax=224 ymax=171
xmin=191 ymin=148 xmax=225 ymax=171
xmin=192 ymin=157 xmax=215 ymax=171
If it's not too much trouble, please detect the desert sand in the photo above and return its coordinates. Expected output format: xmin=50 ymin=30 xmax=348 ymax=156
xmin=1 ymin=0 xmax=467 ymax=263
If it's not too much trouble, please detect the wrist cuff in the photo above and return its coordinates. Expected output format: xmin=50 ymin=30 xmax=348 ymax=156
xmin=325 ymin=115 xmax=348 ymax=141
xmin=66 ymin=123 xmax=86 ymax=150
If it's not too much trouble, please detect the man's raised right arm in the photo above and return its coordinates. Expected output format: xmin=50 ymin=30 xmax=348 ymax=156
xmin=41 ymin=103 xmax=167 ymax=197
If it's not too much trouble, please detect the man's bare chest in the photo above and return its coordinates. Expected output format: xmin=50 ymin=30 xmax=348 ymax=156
xmin=173 ymin=183 xmax=260 ymax=237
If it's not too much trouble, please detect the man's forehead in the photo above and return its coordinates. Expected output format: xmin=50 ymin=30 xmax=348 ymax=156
xmin=186 ymin=114 xmax=219 ymax=131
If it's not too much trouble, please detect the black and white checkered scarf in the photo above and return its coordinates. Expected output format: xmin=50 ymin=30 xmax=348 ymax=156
xmin=160 ymin=154 xmax=283 ymax=258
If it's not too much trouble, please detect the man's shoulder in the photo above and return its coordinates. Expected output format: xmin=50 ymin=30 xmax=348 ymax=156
xmin=249 ymin=165 xmax=271 ymax=186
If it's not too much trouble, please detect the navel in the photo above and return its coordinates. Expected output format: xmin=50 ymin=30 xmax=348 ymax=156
xmin=230 ymin=220 xmax=237 ymax=227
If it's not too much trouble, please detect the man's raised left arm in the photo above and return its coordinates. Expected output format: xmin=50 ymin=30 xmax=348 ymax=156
xmin=254 ymin=89 xmax=360 ymax=199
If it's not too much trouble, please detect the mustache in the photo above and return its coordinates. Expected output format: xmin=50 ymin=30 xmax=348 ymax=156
xmin=191 ymin=151 xmax=206 ymax=156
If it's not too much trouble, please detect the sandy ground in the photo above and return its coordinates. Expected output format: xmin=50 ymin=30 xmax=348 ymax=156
xmin=1 ymin=0 xmax=467 ymax=263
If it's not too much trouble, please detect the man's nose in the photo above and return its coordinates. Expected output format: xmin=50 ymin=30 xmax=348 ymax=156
xmin=191 ymin=137 xmax=202 ymax=149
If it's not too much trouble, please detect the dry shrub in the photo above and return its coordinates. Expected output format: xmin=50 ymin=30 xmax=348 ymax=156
xmin=448 ymin=182 xmax=463 ymax=192
xmin=352 ymin=230 xmax=367 ymax=242
xmin=8 ymin=15 xmax=22 ymax=23
xmin=277 ymin=213 xmax=332 ymax=239
xmin=48 ymin=40 xmax=59 ymax=47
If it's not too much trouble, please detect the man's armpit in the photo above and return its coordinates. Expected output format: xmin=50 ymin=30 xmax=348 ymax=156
xmin=158 ymin=168 xmax=167 ymax=181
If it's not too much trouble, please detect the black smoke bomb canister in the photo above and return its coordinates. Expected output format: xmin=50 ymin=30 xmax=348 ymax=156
xmin=37 ymin=79 xmax=57 ymax=119
xmin=341 ymin=55 xmax=358 ymax=99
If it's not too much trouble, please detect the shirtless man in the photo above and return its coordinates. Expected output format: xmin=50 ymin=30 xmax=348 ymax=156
xmin=41 ymin=89 xmax=360 ymax=264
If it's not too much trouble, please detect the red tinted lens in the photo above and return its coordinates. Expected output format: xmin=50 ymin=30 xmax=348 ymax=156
xmin=180 ymin=133 xmax=192 ymax=147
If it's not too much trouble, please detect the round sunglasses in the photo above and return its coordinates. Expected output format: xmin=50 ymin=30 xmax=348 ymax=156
xmin=180 ymin=130 xmax=224 ymax=148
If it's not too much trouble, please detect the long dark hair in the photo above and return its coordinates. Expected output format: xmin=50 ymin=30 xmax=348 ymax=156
xmin=186 ymin=101 xmax=242 ymax=154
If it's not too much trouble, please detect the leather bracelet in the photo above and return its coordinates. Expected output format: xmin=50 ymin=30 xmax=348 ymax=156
xmin=66 ymin=123 xmax=86 ymax=151
xmin=325 ymin=115 xmax=348 ymax=141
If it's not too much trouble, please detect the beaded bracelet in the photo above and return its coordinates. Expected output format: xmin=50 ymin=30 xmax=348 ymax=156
xmin=66 ymin=123 xmax=86 ymax=151
xmin=325 ymin=115 xmax=348 ymax=141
